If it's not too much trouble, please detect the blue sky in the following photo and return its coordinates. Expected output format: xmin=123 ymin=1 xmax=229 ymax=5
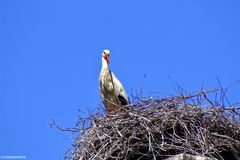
xmin=0 ymin=0 xmax=240 ymax=159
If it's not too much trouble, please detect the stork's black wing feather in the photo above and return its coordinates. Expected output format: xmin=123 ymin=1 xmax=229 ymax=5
xmin=118 ymin=95 xmax=128 ymax=105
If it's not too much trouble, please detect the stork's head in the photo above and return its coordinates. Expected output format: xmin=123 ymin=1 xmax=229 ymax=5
xmin=102 ymin=49 xmax=110 ymax=64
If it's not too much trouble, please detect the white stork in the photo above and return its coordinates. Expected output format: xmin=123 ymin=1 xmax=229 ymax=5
xmin=99 ymin=49 xmax=130 ymax=112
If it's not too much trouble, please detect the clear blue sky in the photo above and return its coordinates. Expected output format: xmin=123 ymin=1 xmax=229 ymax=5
xmin=0 ymin=0 xmax=240 ymax=159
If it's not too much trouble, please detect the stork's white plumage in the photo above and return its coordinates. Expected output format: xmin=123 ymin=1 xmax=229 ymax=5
xmin=99 ymin=49 xmax=129 ymax=112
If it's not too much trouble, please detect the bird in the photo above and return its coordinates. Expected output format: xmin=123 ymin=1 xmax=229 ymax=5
xmin=99 ymin=49 xmax=130 ymax=112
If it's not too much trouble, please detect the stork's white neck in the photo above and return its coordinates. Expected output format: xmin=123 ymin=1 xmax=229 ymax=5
xmin=101 ymin=57 xmax=109 ymax=71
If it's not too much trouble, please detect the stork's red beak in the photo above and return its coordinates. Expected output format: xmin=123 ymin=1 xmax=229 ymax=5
xmin=105 ymin=54 xmax=110 ymax=64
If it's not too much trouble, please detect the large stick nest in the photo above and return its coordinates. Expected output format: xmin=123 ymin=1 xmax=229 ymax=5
xmin=60 ymin=90 xmax=240 ymax=160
